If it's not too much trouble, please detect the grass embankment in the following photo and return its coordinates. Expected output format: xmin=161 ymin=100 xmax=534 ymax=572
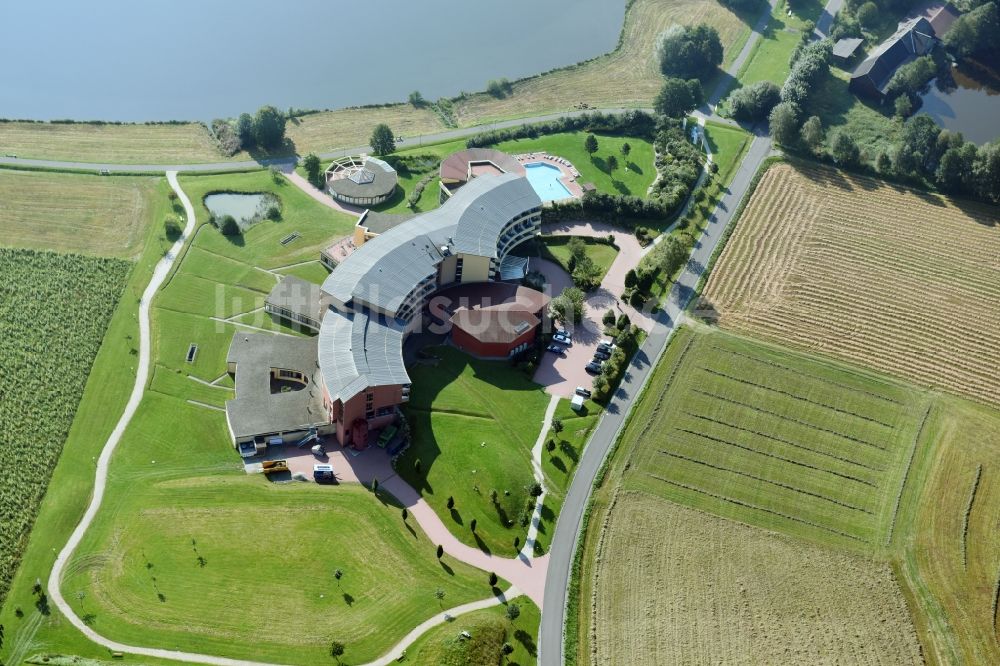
xmin=3 ymin=170 xmax=491 ymax=666
xmin=702 ymin=160 xmax=1000 ymax=407
xmin=539 ymin=235 xmax=619 ymax=284
xmin=1 ymin=0 xmax=754 ymax=163
xmin=496 ymin=132 xmax=655 ymax=196
xmin=404 ymin=598 xmax=541 ymax=665
xmin=399 ymin=347 xmax=551 ymax=556
xmin=0 ymin=169 xmax=161 ymax=258
xmin=581 ymin=325 xmax=929 ymax=663
xmin=806 ymin=69 xmax=901 ymax=161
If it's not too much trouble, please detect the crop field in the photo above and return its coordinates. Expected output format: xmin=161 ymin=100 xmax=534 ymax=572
xmin=576 ymin=326 xmax=934 ymax=664
xmin=0 ymin=249 xmax=131 ymax=608
xmin=701 ymin=162 xmax=1000 ymax=407
xmin=0 ymin=169 xmax=161 ymax=258
xmin=592 ymin=493 xmax=922 ymax=665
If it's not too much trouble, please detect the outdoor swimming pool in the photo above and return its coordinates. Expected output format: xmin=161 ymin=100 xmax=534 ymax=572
xmin=525 ymin=162 xmax=573 ymax=202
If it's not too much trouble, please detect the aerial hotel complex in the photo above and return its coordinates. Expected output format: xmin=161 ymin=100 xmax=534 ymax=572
xmin=226 ymin=166 xmax=545 ymax=455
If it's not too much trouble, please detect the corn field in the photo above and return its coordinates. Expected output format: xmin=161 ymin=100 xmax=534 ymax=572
xmin=0 ymin=247 xmax=130 ymax=606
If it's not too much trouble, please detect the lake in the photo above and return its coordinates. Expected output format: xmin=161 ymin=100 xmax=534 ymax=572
xmin=918 ymin=63 xmax=1000 ymax=145
xmin=0 ymin=0 xmax=624 ymax=122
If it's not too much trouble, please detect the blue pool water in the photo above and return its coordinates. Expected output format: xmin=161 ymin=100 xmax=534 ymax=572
xmin=525 ymin=162 xmax=573 ymax=202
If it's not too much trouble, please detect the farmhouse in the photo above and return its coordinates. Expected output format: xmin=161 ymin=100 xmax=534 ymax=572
xmin=227 ymin=172 xmax=543 ymax=452
xmin=849 ymin=3 xmax=959 ymax=100
xmin=849 ymin=17 xmax=937 ymax=100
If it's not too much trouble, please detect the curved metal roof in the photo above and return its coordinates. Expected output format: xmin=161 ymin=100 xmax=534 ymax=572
xmin=317 ymin=309 xmax=409 ymax=404
xmin=321 ymin=173 xmax=540 ymax=316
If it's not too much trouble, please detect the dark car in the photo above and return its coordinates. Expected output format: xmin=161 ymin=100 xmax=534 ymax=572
xmin=546 ymin=343 xmax=566 ymax=355
xmin=575 ymin=386 xmax=592 ymax=398
xmin=593 ymin=349 xmax=611 ymax=361
xmin=585 ymin=361 xmax=603 ymax=374
xmin=597 ymin=342 xmax=614 ymax=354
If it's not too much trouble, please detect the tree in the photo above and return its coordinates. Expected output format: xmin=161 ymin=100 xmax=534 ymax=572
xmin=800 ymin=115 xmax=824 ymax=152
xmin=435 ymin=588 xmax=445 ymax=605
xmin=329 ymin=641 xmax=345 ymax=663
xmin=876 ymin=151 xmax=893 ymax=173
xmin=654 ymin=77 xmax=703 ymax=118
xmin=728 ymin=80 xmax=781 ymax=122
xmin=408 ymin=90 xmax=426 ymax=107
xmin=658 ymin=24 xmax=724 ymax=80
xmin=944 ymin=2 xmax=1000 ymax=59
xmin=830 ymin=131 xmax=860 ymax=166
xmin=624 ymin=268 xmax=638 ymax=289
xmin=303 ymin=153 xmax=323 ymax=189
xmin=370 ymin=123 xmax=396 ymax=156
xmin=606 ymin=154 xmax=619 ymax=178
xmin=489 ymin=571 xmax=499 ymax=586
xmin=603 ymin=309 xmax=617 ymax=326
xmin=414 ymin=458 xmax=422 ymax=475
xmin=513 ymin=536 xmax=521 ymax=550
xmin=552 ymin=419 xmax=564 ymax=436
xmin=470 ymin=518 xmax=478 ymax=532
xmin=218 ymin=215 xmax=240 ymax=237
xmin=436 ymin=544 xmax=444 ymax=559
xmin=236 ymin=113 xmax=255 ymax=148
xmin=856 ymin=1 xmax=879 ymax=30
xmin=584 ymin=134 xmax=599 ymax=157
xmin=506 ymin=602 xmax=521 ymax=623
xmin=253 ymin=105 xmax=286 ymax=150
xmin=768 ymin=102 xmax=800 ymax=147
xmin=621 ymin=142 xmax=632 ymax=161
xmin=549 ymin=287 xmax=585 ymax=323
xmin=371 ymin=477 xmax=379 ymax=493
xmin=334 ymin=568 xmax=343 ymax=583
xmin=502 ymin=642 xmax=514 ymax=656
xmin=894 ymin=94 xmax=914 ymax=119
xmin=447 ymin=495 xmax=455 ymax=509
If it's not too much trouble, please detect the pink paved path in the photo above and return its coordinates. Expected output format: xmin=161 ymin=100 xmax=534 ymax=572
xmin=332 ymin=447 xmax=549 ymax=607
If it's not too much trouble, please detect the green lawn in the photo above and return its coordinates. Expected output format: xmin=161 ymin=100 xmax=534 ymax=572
xmin=497 ymin=131 xmax=655 ymax=197
xmin=807 ymin=70 xmax=901 ymax=163
xmin=398 ymin=347 xmax=551 ymax=555
xmin=178 ymin=170 xmax=356 ymax=270
xmin=703 ymin=122 xmax=752 ymax=186
xmin=539 ymin=235 xmax=619 ymax=284
xmin=276 ymin=259 xmax=332 ymax=285
xmin=403 ymin=598 xmax=540 ymax=665
xmin=615 ymin=325 xmax=930 ymax=553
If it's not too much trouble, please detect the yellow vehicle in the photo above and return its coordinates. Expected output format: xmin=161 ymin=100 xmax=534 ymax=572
xmin=261 ymin=459 xmax=289 ymax=474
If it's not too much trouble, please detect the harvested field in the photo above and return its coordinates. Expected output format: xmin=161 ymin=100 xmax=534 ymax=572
xmin=895 ymin=398 xmax=1000 ymax=665
xmin=592 ymin=492 xmax=922 ymax=665
xmin=0 ymin=169 xmax=160 ymax=257
xmin=702 ymin=161 xmax=1000 ymax=407
xmin=286 ymin=105 xmax=444 ymax=155
xmin=0 ymin=122 xmax=223 ymax=164
xmin=618 ymin=326 xmax=929 ymax=552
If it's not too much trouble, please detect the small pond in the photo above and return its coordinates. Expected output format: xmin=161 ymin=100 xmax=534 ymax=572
xmin=918 ymin=63 xmax=1000 ymax=145
xmin=204 ymin=193 xmax=270 ymax=223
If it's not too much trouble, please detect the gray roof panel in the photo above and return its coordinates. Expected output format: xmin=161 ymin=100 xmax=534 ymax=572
xmin=317 ymin=309 xmax=409 ymax=404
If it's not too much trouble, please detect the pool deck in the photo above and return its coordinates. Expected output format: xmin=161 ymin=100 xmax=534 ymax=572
xmin=515 ymin=153 xmax=585 ymax=201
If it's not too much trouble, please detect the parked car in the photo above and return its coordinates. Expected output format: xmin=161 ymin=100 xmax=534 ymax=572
xmin=575 ymin=386 xmax=592 ymax=398
xmin=553 ymin=333 xmax=572 ymax=345
xmin=593 ymin=349 xmax=611 ymax=361
xmin=597 ymin=342 xmax=615 ymax=354
xmin=585 ymin=361 xmax=603 ymax=375
xmin=599 ymin=339 xmax=617 ymax=349
xmin=546 ymin=343 xmax=566 ymax=355
xmin=555 ymin=328 xmax=572 ymax=340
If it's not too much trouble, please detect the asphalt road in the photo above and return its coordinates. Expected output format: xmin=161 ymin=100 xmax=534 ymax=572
xmin=537 ymin=132 xmax=774 ymax=664
xmin=0 ymin=108 xmax=650 ymax=173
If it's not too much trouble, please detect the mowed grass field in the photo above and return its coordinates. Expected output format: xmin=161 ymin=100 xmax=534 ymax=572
xmin=0 ymin=122 xmax=224 ymax=164
xmin=579 ymin=326 xmax=930 ymax=664
xmin=895 ymin=397 xmax=1000 ymax=665
xmin=404 ymin=599 xmax=540 ymax=665
xmin=0 ymin=169 xmax=162 ymax=258
xmin=702 ymin=161 xmax=1000 ymax=408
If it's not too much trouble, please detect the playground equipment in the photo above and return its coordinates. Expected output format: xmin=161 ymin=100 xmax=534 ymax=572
xmin=295 ymin=428 xmax=319 ymax=449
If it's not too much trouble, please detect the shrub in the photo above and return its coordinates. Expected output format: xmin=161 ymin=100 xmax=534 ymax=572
xmin=486 ymin=78 xmax=513 ymax=98
xmin=253 ymin=105 xmax=286 ymax=150
xmin=218 ymin=215 xmax=241 ymax=237
xmin=727 ymin=81 xmax=781 ymax=121
xmin=769 ymin=102 xmax=801 ymax=147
